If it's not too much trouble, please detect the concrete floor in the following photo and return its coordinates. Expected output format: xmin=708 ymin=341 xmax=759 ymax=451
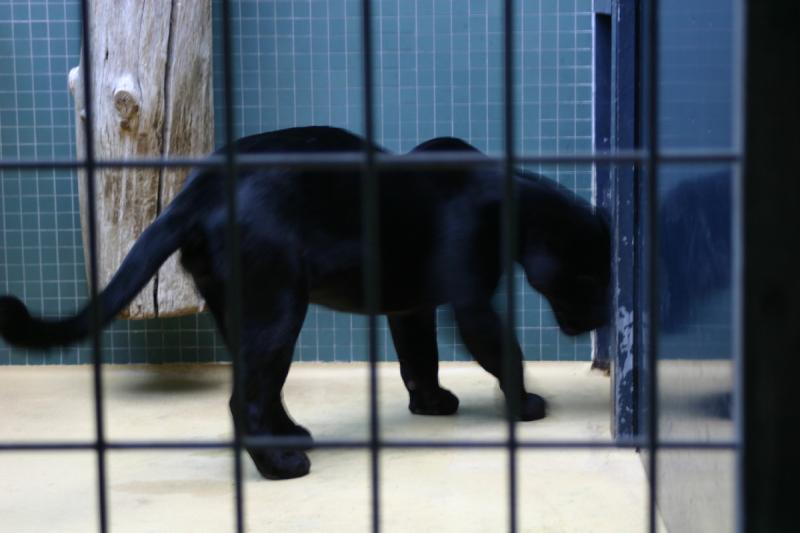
xmin=0 ymin=362 xmax=665 ymax=532
xmin=656 ymin=360 xmax=736 ymax=533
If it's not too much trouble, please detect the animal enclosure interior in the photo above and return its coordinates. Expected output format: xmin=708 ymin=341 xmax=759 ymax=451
xmin=1 ymin=0 xmax=597 ymax=365
xmin=0 ymin=0 xmax=742 ymax=532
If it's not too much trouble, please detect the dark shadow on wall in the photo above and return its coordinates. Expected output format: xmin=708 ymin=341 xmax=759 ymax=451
xmin=658 ymin=171 xmax=732 ymax=360
xmin=660 ymin=170 xmax=731 ymax=333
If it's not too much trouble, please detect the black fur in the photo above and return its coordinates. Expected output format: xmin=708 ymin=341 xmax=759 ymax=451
xmin=0 ymin=126 xmax=610 ymax=479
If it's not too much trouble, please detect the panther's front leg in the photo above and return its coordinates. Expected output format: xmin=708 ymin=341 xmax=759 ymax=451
xmin=388 ymin=309 xmax=459 ymax=416
xmin=453 ymin=303 xmax=546 ymax=421
xmin=228 ymin=292 xmax=313 ymax=480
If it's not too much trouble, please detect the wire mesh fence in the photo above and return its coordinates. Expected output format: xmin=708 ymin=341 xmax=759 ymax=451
xmin=0 ymin=1 xmax=743 ymax=532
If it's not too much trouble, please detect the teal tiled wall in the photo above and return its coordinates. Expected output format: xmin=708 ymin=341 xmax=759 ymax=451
xmin=1 ymin=0 xmax=595 ymax=364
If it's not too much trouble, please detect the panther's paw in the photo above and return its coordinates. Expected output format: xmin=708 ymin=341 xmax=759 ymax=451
xmin=518 ymin=392 xmax=547 ymax=421
xmin=250 ymin=449 xmax=311 ymax=480
xmin=409 ymin=387 xmax=460 ymax=416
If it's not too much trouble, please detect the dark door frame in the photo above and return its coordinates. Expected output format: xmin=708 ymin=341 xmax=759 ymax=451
xmin=594 ymin=0 xmax=639 ymax=438
xmin=743 ymin=1 xmax=800 ymax=531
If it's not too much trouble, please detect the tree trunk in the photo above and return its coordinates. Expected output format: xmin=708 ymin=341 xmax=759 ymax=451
xmin=68 ymin=0 xmax=212 ymax=318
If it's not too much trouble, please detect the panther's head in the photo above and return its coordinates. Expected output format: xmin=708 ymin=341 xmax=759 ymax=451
xmin=520 ymin=196 xmax=611 ymax=336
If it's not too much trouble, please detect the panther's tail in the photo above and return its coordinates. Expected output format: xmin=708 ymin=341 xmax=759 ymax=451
xmin=0 ymin=174 xmax=207 ymax=350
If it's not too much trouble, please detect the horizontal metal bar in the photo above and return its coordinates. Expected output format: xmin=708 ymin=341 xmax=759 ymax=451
xmin=0 ymin=438 xmax=739 ymax=452
xmin=0 ymin=149 xmax=741 ymax=171
xmin=0 ymin=442 xmax=99 ymax=451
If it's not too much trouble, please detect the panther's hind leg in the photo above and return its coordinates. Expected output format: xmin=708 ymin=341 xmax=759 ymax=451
xmin=181 ymin=228 xmax=312 ymax=479
xmin=388 ymin=308 xmax=459 ymax=415
xmin=228 ymin=287 xmax=313 ymax=480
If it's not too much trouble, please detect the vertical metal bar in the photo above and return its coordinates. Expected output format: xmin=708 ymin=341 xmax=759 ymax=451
xmin=219 ymin=1 xmax=245 ymax=532
xmin=76 ymin=2 xmax=108 ymax=531
xmin=644 ymin=0 xmax=660 ymax=531
xmin=501 ymin=0 xmax=519 ymax=532
xmin=731 ymin=2 xmax=746 ymax=532
xmin=360 ymin=1 xmax=380 ymax=532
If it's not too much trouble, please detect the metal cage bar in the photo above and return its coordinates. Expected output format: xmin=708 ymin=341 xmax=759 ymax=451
xmin=76 ymin=1 xmax=108 ymax=532
xmin=0 ymin=438 xmax=740 ymax=452
xmin=218 ymin=0 xmax=246 ymax=531
xmin=0 ymin=150 xmax=742 ymax=171
xmin=732 ymin=2 xmax=746 ymax=532
xmin=644 ymin=0 xmax=661 ymax=531
xmin=501 ymin=0 xmax=519 ymax=531
xmin=359 ymin=1 xmax=381 ymax=532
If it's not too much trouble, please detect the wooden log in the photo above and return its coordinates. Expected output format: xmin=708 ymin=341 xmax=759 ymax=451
xmin=68 ymin=0 xmax=212 ymax=318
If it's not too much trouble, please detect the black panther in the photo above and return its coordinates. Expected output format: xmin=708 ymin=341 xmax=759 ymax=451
xmin=0 ymin=126 xmax=610 ymax=479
